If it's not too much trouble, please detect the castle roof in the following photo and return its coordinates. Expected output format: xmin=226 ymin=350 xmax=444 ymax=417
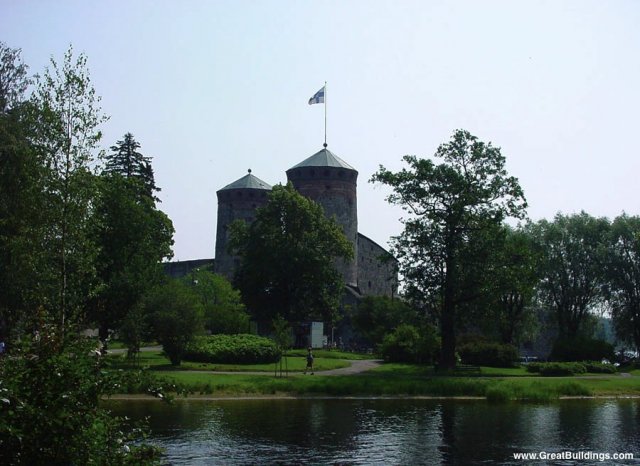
xmin=289 ymin=148 xmax=356 ymax=171
xmin=218 ymin=172 xmax=272 ymax=191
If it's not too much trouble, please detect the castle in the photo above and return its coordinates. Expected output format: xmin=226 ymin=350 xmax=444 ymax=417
xmin=164 ymin=147 xmax=398 ymax=341
xmin=213 ymin=147 xmax=397 ymax=301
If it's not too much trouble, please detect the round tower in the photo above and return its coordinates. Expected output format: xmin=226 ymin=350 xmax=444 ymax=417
xmin=286 ymin=147 xmax=358 ymax=287
xmin=215 ymin=170 xmax=272 ymax=281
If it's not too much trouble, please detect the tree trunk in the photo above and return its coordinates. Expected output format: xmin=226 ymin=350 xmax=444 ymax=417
xmin=439 ymin=246 xmax=456 ymax=370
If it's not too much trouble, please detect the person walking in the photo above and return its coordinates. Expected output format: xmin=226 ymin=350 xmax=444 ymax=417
xmin=304 ymin=347 xmax=314 ymax=375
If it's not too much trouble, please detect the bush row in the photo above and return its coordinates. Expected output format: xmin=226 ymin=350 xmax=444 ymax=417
xmin=184 ymin=334 xmax=280 ymax=364
xmin=526 ymin=361 xmax=616 ymax=376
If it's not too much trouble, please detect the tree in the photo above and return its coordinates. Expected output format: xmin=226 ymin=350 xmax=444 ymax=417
xmin=0 ymin=324 xmax=162 ymax=465
xmin=483 ymin=225 xmax=539 ymax=345
xmin=0 ymin=42 xmax=30 ymax=114
xmin=528 ymin=212 xmax=609 ymax=339
xmin=90 ymin=171 xmax=174 ymax=343
xmin=144 ymin=280 xmax=203 ymax=365
xmin=105 ymin=132 xmax=159 ymax=200
xmin=604 ymin=214 xmax=640 ymax=353
xmin=229 ymin=183 xmax=353 ymax=324
xmin=371 ymin=129 xmax=527 ymax=369
xmin=351 ymin=296 xmax=418 ymax=347
xmin=184 ymin=269 xmax=248 ymax=334
xmin=27 ymin=45 xmax=108 ymax=332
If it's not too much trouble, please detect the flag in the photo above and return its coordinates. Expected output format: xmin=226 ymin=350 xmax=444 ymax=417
xmin=308 ymin=86 xmax=325 ymax=105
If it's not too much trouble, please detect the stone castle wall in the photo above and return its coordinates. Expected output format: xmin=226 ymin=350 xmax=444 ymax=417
xmin=357 ymin=233 xmax=398 ymax=298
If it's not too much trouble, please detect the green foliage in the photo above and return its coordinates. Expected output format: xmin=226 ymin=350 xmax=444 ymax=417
xmin=528 ymin=212 xmax=610 ymax=339
xmin=0 ymin=328 xmax=162 ymax=465
xmin=27 ymin=45 xmax=108 ymax=332
xmin=0 ymin=41 xmax=30 ymax=113
xmin=371 ymin=129 xmax=527 ymax=369
xmin=229 ymin=183 xmax=353 ymax=324
xmin=481 ymin=225 xmax=539 ymax=345
xmin=350 ymin=296 xmax=418 ymax=346
xmin=526 ymin=362 xmax=587 ymax=376
xmin=583 ymin=361 xmax=617 ymax=374
xmin=458 ymin=341 xmax=519 ymax=368
xmin=604 ymin=214 xmax=640 ymax=352
xmin=105 ymin=132 xmax=159 ymax=199
xmin=184 ymin=334 xmax=280 ymax=364
xmin=379 ymin=323 xmax=439 ymax=364
xmin=90 ymin=172 xmax=174 ymax=341
xmin=550 ymin=337 xmax=614 ymax=362
xmin=185 ymin=269 xmax=249 ymax=334
xmin=144 ymin=280 xmax=204 ymax=366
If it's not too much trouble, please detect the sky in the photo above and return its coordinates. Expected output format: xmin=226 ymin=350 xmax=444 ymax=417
xmin=2 ymin=0 xmax=639 ymax=261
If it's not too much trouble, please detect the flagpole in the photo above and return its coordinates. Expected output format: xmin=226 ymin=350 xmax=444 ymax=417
xmin=324 ymin=81 xmax=327 ymax=148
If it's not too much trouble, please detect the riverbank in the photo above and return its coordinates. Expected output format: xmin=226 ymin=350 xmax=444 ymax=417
xmin=110 ymin=363 xmax=640 ymax=402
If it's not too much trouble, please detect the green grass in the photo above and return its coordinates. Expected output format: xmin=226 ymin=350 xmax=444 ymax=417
xmin=106 ymin=340 xmax=157 ymax=350
xmin=107 ymin=351 xmax=349 ymax=372
xmin=108 ymin=358 xmax=640 ymax=401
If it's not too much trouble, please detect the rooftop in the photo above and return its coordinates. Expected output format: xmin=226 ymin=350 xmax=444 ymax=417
xmin=289 ymin=148 xmax=357 ymax=171
xmin=218 ymin=171 xmax=272 ymax=191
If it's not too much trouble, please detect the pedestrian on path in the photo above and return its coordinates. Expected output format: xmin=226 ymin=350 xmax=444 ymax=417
xmin=304 ymin=347 xmax=314 ymax=375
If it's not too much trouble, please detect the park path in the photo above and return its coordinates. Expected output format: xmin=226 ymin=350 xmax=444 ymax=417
xmin=179 ymin=358 xmax=383 ymax=377
xmin=108 ymin=346 xmax=383 ymax=376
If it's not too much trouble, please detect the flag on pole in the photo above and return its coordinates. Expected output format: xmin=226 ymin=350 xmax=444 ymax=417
xmin=308 ymin=86 xmax=325 ymax=105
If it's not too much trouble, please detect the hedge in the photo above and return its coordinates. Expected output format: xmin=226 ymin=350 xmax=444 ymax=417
xmin=183 ymin=334 xmax=280 ymax=364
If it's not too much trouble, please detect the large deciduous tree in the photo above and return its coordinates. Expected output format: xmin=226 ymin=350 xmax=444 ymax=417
xmin=28 ymin=45 xmax=108 ymax=332
xmin=604 ymin=214 xmax=640 ymax=352
xmin=90 ymin=171 xmax=174 ymax=343
xmin=484 ymin=225 xmax=539 ymax=345
xmin=371 ymin=129 xmax=527 ymax=369
xmin=229 ymin=183 xmax=353 ymax=324
xmin=528 ymin=212 xmax=609 ymax=339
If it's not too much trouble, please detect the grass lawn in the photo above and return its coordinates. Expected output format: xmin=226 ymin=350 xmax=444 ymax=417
xmin=285 ymin=349 xmax=373 ymax=360
xmin=107 ymin=351 xmax=349 ymax=372
xmin=107 ymin=354 xmax=640 ymax=401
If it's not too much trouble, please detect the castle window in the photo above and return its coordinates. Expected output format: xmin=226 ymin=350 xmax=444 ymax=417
xmin=323 ymin=170 xmax=329 ymax=177
xmin=368 ymin=281 xmax=372 ymax=289
xmin=310 ymin=169 xmax=315 ymax=177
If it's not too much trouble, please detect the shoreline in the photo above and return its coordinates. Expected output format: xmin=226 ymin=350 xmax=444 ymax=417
xmin=105 ymin=393 xmax=640 ymax=401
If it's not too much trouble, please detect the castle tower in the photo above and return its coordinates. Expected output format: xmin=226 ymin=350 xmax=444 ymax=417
xmin=215 ymin=170 xmax=272 ymax=280
xmin=286 ymin=148 xmax=358 ymax=287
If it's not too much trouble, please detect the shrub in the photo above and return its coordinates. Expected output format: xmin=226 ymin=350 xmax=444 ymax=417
xmin=532 ymin=362 xmax=587 ymax=376
xmin=458 ymin=341 xmax=519 ymax=367
xmin=379 ymin=324 xmax=439 ymax=364
xmin=184 ymin=334 xmax=280 ymax=364
xmin=525 ymin=362 xmax=541 ymax=373
xmin=550 ymin=337 xmax=614 ymax=362
xmin=584 ymin=361 xmax=617 ymax=374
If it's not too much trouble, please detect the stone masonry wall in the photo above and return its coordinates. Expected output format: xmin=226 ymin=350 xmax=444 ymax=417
xmin=357 ymin=233 xmax=398 ymax=297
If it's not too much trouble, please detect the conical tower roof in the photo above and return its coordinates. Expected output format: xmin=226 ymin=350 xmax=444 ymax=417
xmin=218 ymin=171 xmax=272 ymax=192
xmin=289 ymin=148 xmax=356 ymax=172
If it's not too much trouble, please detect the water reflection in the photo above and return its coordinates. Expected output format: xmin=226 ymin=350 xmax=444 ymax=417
xmin=105 ymin=399 xmax=640 ymax=465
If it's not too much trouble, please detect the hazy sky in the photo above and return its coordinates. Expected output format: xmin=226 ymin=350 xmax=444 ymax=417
xmin=2 ymin=1 xmax=639 ymax=261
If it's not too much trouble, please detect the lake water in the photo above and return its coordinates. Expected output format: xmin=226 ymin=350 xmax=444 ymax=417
xmin=107 ymin=398 xmax=640 ymax=465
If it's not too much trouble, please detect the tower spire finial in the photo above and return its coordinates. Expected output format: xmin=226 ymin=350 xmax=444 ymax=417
xmin=248 ymin=168 xmax=252 ymax=174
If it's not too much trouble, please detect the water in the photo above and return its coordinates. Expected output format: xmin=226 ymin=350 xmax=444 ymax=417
xmin=107 ymin=398 xmax=640 ymax=465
